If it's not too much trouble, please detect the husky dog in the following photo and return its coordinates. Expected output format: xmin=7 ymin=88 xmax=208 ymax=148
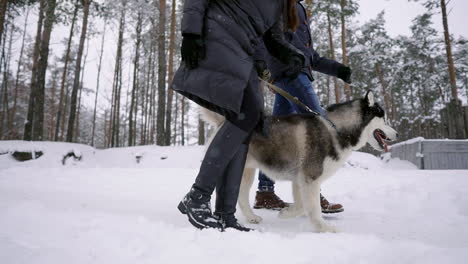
xmin=201 ymin=91 xmax=397 ymax=232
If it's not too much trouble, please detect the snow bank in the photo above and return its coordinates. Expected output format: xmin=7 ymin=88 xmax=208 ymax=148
xmin=0 ymin=140 xmax=204 ymax=169
xmin=0 ymin=140 xmax=415 ymax=170
xmin=0 ymin=141 xmax=466 ymax=264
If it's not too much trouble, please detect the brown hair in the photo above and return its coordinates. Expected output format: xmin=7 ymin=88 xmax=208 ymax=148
xmin=286 ymin=0 xmax=299 ymax=31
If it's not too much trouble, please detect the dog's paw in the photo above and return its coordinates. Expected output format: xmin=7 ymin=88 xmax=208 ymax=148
xmin=246 ymin=215 xmax=263 ymax=224
xmin=315 ymin=222 xmax=338 ymax=233
xmin=279 ymin=206 xmax=303 ymax=219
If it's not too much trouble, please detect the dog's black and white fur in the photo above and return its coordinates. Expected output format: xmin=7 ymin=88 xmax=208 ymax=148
xmin=202 ymin=91 xmax=397 ymax=232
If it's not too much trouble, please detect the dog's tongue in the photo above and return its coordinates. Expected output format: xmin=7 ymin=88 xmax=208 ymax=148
xmin=376 ymin=131 xmax=389 ymax=152
xmin=380 ymin=134 xmax=388 ymax=152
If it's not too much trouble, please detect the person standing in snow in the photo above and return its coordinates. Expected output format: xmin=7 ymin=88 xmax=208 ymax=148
xmin=172 ymin=0 xmax=305 ymax=231
xmin=252 ymin=0 xmax=351 ymax=213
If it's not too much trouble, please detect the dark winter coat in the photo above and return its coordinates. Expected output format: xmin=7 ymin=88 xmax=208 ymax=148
xmin=171 ymin=0 xmax=304 ymax=115
xmin=254 ymin=0 xmax=343 ymax=81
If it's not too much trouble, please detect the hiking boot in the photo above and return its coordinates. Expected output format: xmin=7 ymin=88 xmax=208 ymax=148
xmin=178 ymin=189 xmax=223 ymax=230
xmin=320 ymin=194 xmax=344 ymax=214
xmin=253 ymin=191 xmax=288 ymax=210
xmin=217 ymin=213 xmax=253 ymax=232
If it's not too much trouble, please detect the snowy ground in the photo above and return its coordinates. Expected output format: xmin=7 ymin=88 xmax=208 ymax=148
xmin=0 ymin=141 xmax=467 ymax=264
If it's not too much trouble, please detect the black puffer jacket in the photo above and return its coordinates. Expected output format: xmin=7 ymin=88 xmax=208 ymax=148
xmin=254 ymin=0 xmax=344 ymax=81
xmin=171 ymin=0 xmax=304 ymax=114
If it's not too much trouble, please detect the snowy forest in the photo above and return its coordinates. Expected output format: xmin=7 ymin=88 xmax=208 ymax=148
xmin=0 ymin=0 xmax=466 ymax=149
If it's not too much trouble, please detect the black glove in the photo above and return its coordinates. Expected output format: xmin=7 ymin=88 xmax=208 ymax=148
xmin=284 ymin=55 xmax=304 ymax=79
xmin=254 ymin=60 xmax=271 ymax=81
xmin=181 ymin=34 xmax=206 ymax=69
xmin=337 ymin=65 xmax=352 ymax=84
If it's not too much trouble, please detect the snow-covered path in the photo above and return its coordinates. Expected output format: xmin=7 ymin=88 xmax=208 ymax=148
xmin=0 ymin=141 xmax=467 ymax=264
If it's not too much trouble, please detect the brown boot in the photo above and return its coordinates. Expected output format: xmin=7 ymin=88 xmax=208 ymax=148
xmin=254 ymin=191 xmax=288 ymax=210
xmin=320 ymin=194 xmax=344 ymax=214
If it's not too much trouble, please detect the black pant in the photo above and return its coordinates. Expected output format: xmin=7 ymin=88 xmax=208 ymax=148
xmin=225 ymin=74 xmax=263 ymax=134
xmin=192 ymin=71 xmax=263 ymax=214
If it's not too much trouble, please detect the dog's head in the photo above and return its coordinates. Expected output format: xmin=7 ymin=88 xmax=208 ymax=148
xmin=360 ymin=91 xmax=398 ymax=152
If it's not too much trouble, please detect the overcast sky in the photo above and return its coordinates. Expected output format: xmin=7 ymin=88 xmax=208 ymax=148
xmin=12 ymin=0 xmax=468 ymax=109
xmin=358 ymin=0 xmax=467 ymax=37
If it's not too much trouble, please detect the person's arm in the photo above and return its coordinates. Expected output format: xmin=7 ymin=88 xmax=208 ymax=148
xmin=263 ymin=20 xmax=304 ymax=64
xmin=180 ymin=0 xmax=209 ymax=69
xmin=263 ymin=20 xmax=305 ymax=78
xmin=181 ymin=0 xmax=209 ymax=36
xmin=310 ymin=47 xmax=352 ymax=83
xmin=253 ymin=43 xmax=271 ymax=80
xmin=310 ymin=48 xmax=342 ymax=77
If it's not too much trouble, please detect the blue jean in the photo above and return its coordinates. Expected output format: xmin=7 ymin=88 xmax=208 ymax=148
xmin=258 ymin=73 xmax=326 ymax=192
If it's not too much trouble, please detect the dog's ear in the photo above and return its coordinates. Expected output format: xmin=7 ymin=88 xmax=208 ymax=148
xmin=365 ymin=90 xmax=375 ymax=107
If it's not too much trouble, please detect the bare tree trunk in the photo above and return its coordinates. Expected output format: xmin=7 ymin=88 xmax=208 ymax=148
xmin=390 ymin=81 xmax=396 ymax=123
xmin=141 ymin=44 xmax=153 ymax=145
xmin=0 ymin=18 xmax=12 ymax=139
xmin=54 ymin=1 xmax=78 ymax=141
xmin=123 ymin=61 xmax=132 ymax=146
xmin=24 ymin=0 xmax=45 ymax=140
xmin=48 ymin=66 xmax=58 ymax=140
xmin=74 ymin=35 xmax=90 ymax=142
xmin=10 ymin=7 xmax=30 ymax=138
xmin=156 ymin=0 xmax=167 ymax=145
xmin=198 ymin=117 xmax=205 ymax=145
xmin=149 ymin=38 xmax=157 ymax=145
xmin=375 ymin=63 xmax=391 ymax=117
xmin=0 ymin=0 xmax=7 ymax=49
xmin=304 ymin=0 xmax=313 ymax=17
xmin=110 ymin=6 xmax=126 ymax=147
xmin=60 ymin=80 xmax=70 ymax=141
xmin=327 ymin=12 xmax=340 ymax=103
xmin=104 ymin=109 xmax=109 ymax=147
xmin=128 ymin=13 xmax=142 ymax=146
xmin=115 ymin=52 xmax=123 ymax=146
xmin=150 ymin=64 xmax=156 ymax=144
xmin=31 ymin=0 xmax=57 ymax=141
xmin=172 ymin=93 xmax=178 ymax=144
xmin=340 ymin=0 xmax=351 ymax=100
xmin=91 ymin=22 xmax=106 ymax=146
xmin=165 ymin=0 xmax=177 ymax=146
xmin=108 ymin=68 xmax=116 ymax=147
xmin=181 ymin=97 xmax=185 ymax=146
xmin=66 ymin=0 xmax=90 ymax=142
xmin=440 ymin=0 xmax=457 ymax=101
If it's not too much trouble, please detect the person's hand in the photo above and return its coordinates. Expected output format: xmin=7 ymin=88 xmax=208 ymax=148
xmin=284 ymin=55 xmax=304 ymax=79
xmin=337 ymin=65 xmax=352 ymax=84
xmin=254 ymin=60 xmax=271 ymax=81
xmin=181 ymin=34 xmax=206 ymax=69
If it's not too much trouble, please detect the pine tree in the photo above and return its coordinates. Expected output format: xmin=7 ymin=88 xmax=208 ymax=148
xmin=9 ymin=6 xmax=30 ymax=138
xmin=128 ymin=12 xmax=142 ymax=146
xmin=156 ymin=0 xmax=167 ymax=145
xmin=24 ymin=0 xmax=57 ymax=141
xmin=109 ymin=1 xmax=127 ymax=147
xmin=165 ymin=0 xmax=177 ymax=146
xmin=0 ymin=0 xmax=8 ymax=49
xmin=91 ymin=21 xmax=106 ymax=146
xmin=66 ymin=0 xmax=91 ymax=142
xmin=24 ymin=0 xmax=45 ymax=140
xmin=54 ymin=0 xmax=79 ymax=141
xmin=410 ymin=0 xmax=458 ymax=101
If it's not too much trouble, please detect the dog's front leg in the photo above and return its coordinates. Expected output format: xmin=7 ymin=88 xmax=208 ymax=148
xmin=279 ymin=180 xmax=304 ymax=218
xmin=300 ymin=179 xmax=337 ymax=233
xmin=238 ymin=168 xmax=263 ymax=224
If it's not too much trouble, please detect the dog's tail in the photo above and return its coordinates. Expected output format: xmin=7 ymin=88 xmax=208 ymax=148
xmin=199 ymin=107 xmax=225 ymax=128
